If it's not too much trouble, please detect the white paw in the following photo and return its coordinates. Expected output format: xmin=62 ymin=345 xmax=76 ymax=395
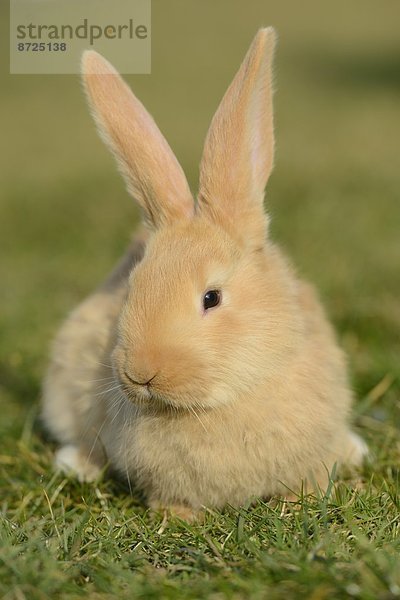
xmin=346 ymin=432 xmax=369 ymax=466
xmin=55 ymin=445 xmax=101 ymax=482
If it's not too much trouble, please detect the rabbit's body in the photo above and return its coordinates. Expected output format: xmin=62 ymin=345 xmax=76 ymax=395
xmin=42 ymin=29 xmax=366 ymax=518
xmin=42 ymin=235 xmax=146 ymax=477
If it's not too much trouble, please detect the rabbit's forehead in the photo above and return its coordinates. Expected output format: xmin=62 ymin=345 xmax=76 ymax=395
xmin=144 ymin=221 xmax=239 ymax=278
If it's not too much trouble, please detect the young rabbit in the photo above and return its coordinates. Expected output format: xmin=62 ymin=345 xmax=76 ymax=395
xmin=42 ymin=28 xmax=367 ymax=520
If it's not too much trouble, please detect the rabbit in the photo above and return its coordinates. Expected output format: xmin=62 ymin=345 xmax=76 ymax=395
xmin=42 ymin=28 xmax=367 ymax=521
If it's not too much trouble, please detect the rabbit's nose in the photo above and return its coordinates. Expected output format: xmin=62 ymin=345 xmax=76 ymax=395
xmin=124 ymin=371 xmax=157 ymax=387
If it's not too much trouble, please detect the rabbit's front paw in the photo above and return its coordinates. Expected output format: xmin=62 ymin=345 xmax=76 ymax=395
xmin=55 ymin=445 xmax=102 ymax=482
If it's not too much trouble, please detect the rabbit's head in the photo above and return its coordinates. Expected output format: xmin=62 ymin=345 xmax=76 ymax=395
xmin=82 ymin=29 xmax=304 ymax=411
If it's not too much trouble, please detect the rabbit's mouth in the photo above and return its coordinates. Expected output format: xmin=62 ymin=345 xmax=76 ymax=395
xmin=117 ymin=369 xmax=211 ymax=414
xmin=119 ymin=370 xmax=154 ymax=400
xmin=118 ymin=369 xmax=173 ymax=409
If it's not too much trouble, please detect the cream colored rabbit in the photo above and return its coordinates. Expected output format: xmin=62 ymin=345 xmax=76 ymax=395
xmin=42 ymin=28 xmax=367 ymax=520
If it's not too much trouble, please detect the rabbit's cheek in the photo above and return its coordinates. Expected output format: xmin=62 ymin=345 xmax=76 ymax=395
xmin=110 ymin=343 xmax=125 ymax=373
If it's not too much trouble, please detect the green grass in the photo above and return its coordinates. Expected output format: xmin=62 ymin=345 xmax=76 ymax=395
xmin=1 ymin=0 xmax=400 ymax=598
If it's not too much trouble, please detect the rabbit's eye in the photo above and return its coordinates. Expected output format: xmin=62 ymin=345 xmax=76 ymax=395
xmin=203 ymin=290 xmax=221 ymax=311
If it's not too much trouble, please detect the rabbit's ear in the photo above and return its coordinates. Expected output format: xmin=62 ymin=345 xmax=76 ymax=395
xmin=197 ymin=28 xmax=276 ymax=249
xmin=82 ymin=51 xmax=194 ymax=229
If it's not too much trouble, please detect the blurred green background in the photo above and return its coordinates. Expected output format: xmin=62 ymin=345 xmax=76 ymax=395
xmin=0 ymin=0 xmax=399 ymax=446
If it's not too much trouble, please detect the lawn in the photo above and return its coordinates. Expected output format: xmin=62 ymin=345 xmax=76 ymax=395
xmin=1 ymin=1 xmax=400 ymax=598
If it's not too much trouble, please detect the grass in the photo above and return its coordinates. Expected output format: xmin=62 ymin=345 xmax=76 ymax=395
xmin=1 ymin=0 xmax=400 ymax=598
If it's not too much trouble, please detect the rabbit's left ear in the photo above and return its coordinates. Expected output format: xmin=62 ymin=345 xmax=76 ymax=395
xmin=81 ymin=51 xmax=194 ymax=229
xmin=197 ymin=28 xmax=276 ymax=249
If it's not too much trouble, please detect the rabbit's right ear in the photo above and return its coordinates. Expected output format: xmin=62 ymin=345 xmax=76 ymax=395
xmin=81 ymin=52 xmax=194 ymax=229
xmin=197 ymin=29 xmax=276 ymax=250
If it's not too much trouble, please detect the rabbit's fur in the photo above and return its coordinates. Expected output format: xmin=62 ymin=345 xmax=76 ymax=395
xmin=42 ymin=29 xmax=367 ymax=519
